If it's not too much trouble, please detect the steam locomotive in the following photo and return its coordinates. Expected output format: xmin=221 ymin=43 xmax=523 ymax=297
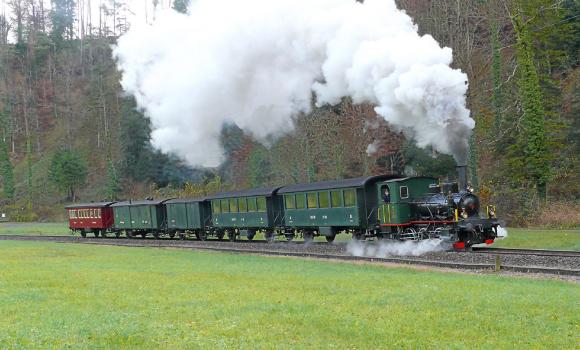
xmin=66 ymin=166 xmax=499 ymax=248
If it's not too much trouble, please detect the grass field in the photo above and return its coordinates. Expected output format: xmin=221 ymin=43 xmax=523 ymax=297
xmin=491 ymin=228 xmax=580 ymax=251
xmin=0 ymin=241 xmax=578 ymax=349
xmin=0 ymin=222 xmax=71 ymax=236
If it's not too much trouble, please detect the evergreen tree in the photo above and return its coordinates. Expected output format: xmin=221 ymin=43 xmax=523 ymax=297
xmin=105 ymin=158 xmax=120 ymax=200
xmin=248 ymin=145 xmax=273 ymax=188
xmin=50 ymin=0 xmax=76 ymax=45
xmin=491 ymin=21 xmax=503 ymax=135
xmin=0 ymin=110 xmax=14 ymax=200
xmin=48 ymin=149 xmax=88 ymax=201
xmin=0 ymin=134 xmax=14 ymax=200
xmin=511 ymin=12 xmax=551 ymax=200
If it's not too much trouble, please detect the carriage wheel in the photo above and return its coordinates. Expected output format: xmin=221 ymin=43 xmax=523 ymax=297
xmin=141 ymin=232 xmax=147 ymax=238
xmin=153 ymin=232 xmax=160 ymax=239
xmin=227 ymin=231 xmax=236 ymax=242
xmin=325 ymin=234 xmax=336 ymax=243
xmin=179 ymin=233 xmax=186 ymax=240
xmin=216 ymin=231 xmax=225 ymax=240
xmin=101 ymin=230 xmax=108 ymax=238
xmin=115 ymin=231 xmax=121 ymax=238
xmin=94 ymin=230 xmax=100 ymax=238
xmin=303 ymin=231 xmax=314 ymax=243
xmin=169 ymin=232 xmax=176 ymax=239
xmin=265 ymin=231 xmax=275 ymax=243
xmin=285 ymin=233 xmax=295 ymax=242
xmin=80 ymin=231 xmax=87 ymax=238
xmin=247 ymin=233 xmax=255 ymax=241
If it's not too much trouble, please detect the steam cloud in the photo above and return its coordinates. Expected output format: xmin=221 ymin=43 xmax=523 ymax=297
xmin=347 ymin=239 xmax=445 ymax=258
xmin=114 ymin=0 xmax=474 ymax=167
xmin=496 ymin=226 xmax=508 ymax=239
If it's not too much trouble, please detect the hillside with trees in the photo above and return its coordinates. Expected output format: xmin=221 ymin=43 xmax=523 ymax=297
xmin=0 ymin=0 xmax=578 ymax=226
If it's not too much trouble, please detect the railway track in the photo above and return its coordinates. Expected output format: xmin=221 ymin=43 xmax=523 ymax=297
xmin=1 ymin=234 xmax=579 ymax=277
xmin=472 ymin=247 xmax=580 ymax=258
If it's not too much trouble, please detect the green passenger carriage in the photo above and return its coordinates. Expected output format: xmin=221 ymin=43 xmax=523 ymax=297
xmin=205 ymin=187 xmax=283 ymax=241
xmin=111 ymin=199 xmax=172 ymax=238
xmin=278 ymin=175 xmax=399 ymax=242
xmin=164 ymin=198 xmax=211 ymax=240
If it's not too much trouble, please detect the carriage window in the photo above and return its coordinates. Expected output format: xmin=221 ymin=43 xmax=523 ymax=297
xmin=229 ymin=198 xmax=238 ymax=213
xmin=285 ymin=194 xmax=295 ymax=209
xmin=343 ymin=189 xmax=356 ymax=207
xmin=238 ymin=198 xmax=247 ymax=212
xmin=307 ymin=192 xmax=317 ymax=208
xmin=400 ymin=186 xmax=409 ymax=199
xmin=295 ymin=193 xmax=306 ymax=209
xmin=257 ymin=197 xmax=267 ymax=212
xmin=247 ymin=197 xmax=257 ymax=212
xmin=318 ymin=191 xmax=330 ymax=208
xmin=221 ymin=199 xmax=229 ymax=213
xmin=331 ymin=190 xmax=342 ymax=207
xmin=212 ymin=200 xmax=221 ymax=214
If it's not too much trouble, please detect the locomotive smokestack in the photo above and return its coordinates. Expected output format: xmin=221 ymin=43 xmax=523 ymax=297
xmin=456 ymin=165 xmax=468 ymax=191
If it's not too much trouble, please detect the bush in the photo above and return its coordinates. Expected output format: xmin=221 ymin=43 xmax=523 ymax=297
xmin=527 ymin=201 xmax=580 ymax=229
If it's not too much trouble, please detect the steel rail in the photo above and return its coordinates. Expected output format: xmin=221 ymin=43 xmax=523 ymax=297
xmin=472 ymin=246 xmax=580 ymax=258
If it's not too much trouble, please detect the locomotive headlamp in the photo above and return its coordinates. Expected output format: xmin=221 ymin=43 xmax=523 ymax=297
xmin=461 ymin=209 xmax=468 ymax=219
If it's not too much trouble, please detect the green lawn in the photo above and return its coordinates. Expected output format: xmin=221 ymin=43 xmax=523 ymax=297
xmin=491 ymin=228 xmax=580 ymax=251
xmin=0 ymin=222 xmax=71 ymax=236
xmin=0 ymin=241 xmax=578 ymax=349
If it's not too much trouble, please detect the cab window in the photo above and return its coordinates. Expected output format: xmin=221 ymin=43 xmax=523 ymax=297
xmin=343 ymin=189 xmax=356 ymax=207
xmin=212 ymin=200 xmax=221 ymax=214
xmin=285 ymin=194 xmax=295 ymax=209
xmin=247 ymin=197 xmax=257 ymax=212
xmin=295 ymin=193 xmax=306 ymax=209
xmin=400 ymin=186 xmax=409 ymax=199
xmin=238 ymin=198 xmax=247 ymax=212
xmin=257 ymin=197 xmax=267 ymax=212
xmin=318 ymin=191 xmax=330 ymax=208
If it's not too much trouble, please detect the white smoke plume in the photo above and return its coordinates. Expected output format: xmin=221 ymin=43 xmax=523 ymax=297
xmin=366 ymin=141 xmax=379 ymax=156
xmin=496 ymin=226 xmax=508 ymax=239
xmin=347 ymin=239 xmax=445 ymax=258
xmin=114 ymin=0 xmax=474 ymax=167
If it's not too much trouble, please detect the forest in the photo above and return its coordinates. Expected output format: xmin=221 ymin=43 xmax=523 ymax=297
xmin=0 ymin=0 xmax=578 ymax=226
